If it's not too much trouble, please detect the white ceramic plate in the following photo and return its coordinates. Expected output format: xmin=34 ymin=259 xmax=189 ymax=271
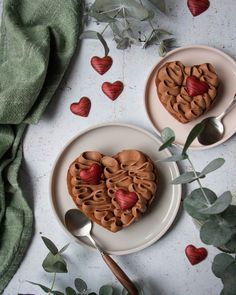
xmin=50 ymin=123 xmax=181 ymax=255
xmin=144 ymin=45 xmax=236 ymax=149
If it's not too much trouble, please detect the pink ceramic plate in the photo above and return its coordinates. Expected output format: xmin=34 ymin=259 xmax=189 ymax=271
xmin=144 ymin=45 xmax=236 ymax=149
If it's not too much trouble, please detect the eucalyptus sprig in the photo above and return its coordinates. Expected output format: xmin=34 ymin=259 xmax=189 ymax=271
xmin=159 ymin=123 xmax=236 ymax=295
xmin=24 ymin=237 xmax=142 ymax=295
xmin=81 ymin=0 xmax=174 ymax=56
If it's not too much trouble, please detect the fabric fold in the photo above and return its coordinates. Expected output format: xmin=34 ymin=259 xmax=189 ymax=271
xmin=0 ymin=0 xmax=83 ymax=292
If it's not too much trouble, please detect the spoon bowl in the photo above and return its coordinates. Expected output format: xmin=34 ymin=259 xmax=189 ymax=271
xmin=198 ymin=94 xmax=236 ymax=146
xmin=64 ymin=209 xmax=139 ymax=295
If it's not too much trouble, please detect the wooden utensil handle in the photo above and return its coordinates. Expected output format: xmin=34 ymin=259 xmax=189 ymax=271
xmin=102 ymin=253 xmax=139 ymax=295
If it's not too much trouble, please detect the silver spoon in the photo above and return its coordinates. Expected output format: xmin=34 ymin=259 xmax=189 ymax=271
xmin=198 ymin=94 xmax=236 ymax=145
xmin=65 ymin=209 xmax=139 ymax=295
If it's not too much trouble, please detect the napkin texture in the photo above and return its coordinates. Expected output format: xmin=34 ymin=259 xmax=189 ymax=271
xmin=0 ymin=0 xmax=82 ymax=292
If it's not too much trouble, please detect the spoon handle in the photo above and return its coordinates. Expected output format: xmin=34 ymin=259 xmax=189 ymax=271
xmin=217 ymin=93 xmax=236 ymax=121
xmin=102 ymin=253 xmax=139 ymax=295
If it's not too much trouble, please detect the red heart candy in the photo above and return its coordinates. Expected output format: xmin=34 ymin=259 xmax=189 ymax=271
xmin=70 ymin=97 xmax=91 ymax=117
xmin=185 ymin=244 xmax=208 ymax=265
xmin=115 ymin=189 xmax=138 ymax=210
xmin=79 ymin=163 xmax=102 ymax=185
xmin=187 ymin=0 xmax=210 ymax=17
xmin=102 ymin=81 xmax=124 ymax=101
xmin=186 ymin=76 xmax=209 ymax=97
xmin=91 ymin=56 xmax=113 ymax=75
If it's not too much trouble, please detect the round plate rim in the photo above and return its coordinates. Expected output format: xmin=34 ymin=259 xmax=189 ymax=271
xmin=49 ymin=122 xmax=182 ymax=255
xmin=144 ymin=44 xmax=236 ymax=150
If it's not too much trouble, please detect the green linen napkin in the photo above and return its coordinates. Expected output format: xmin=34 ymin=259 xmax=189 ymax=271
xmin=0 ymin=0 xmax=83 ymax=292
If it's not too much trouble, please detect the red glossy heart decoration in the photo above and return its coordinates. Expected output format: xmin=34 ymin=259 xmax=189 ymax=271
xmin=187 ymin=0 xmax=210 ymax=17
xmin=70 ymin=97 xmax=91 ymax=117
xmin=186 ymin=76 xmax=209 ymax=97
xmin=102 ymin=81 xmax=124 ymax=101
xmin=91 ymin=56 xmax=113 ymax=75
xmin=79 ymin=163 xmax=102 ymax=185
xmin=115 ymin=189 xmax=138 ymax=210
xmin=185 ymin=244 xmax=208 ymax=265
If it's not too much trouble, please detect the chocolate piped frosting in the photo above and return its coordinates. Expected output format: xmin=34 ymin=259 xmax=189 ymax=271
xmin=156 ymin=61 xmax=219 ymax=123
xmin=67 ymin=150 xmax=157 ymax=232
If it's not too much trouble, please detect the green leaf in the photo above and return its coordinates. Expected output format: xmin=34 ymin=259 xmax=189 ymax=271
xmin=147 ymin=0 xmax=166 ymax=13
xmin=80 ymin=31 xmax=109 ymax=56
xmin=88 ymin=11 xmax=116 ymax=23
xmin=200 ymin=158 xmax=225 ymax=177
xmin=27 ymin=281 xmax=50 ymax=293
xmin=183 ymin=188 xmax=217 ymax=220
xmin=116 ymin=37 xmax=131 ymax=49
xmin=171 ymin=171 xmax=202 ymax=184
xmin=92 ymin=0 xmax=149 ymax=20
xmin=42 ymin=253 xmax=68 ymax=273
xmin=200 ymin=219 xmax=233 ymax=247
xmin=99 ymin=285 xmax=113 ymax=295
xmin=159 ymin=128 xmax=175 ymax=150
xmin=74 ymin=278 xmax=87 ymax=292
xmin=122 ymin=283 xmax=144 ymax=295
xmin=199 ymin=191 xmax=232 ymax=215
xmin=221 ymin=261 xmax=236 ymax=294
xmin=158 ymin=40 xmax=166 ymax=57
xmin=159 ymin=137 xmax=175 ymax=151
xmin=221 ymin=205 xmax=236 ymax=226
xmin=223 ymin=234 xmax=236 ymax=253
xmin=212 ymin=253 xmax=235 ymax=278
xmin=59 ymin=243 xmax=69 ymax=254
xmin=182 ymin=123 xmax=205 ymax=156
xmin=51 ymin=291 xmax=64 ymax=295
xmin=159 ymin=154 xmax=188 ymax=162
xmin=66 ymin=287 xmax=77 ymax=295
xmin=41 ymin=236 xmax=58 ymax=255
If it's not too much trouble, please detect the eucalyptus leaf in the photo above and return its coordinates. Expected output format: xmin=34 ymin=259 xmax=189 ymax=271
xmin=183 ymin=188 xmax=217 ymax=220
xmin=223 ymin=234 xmax=236 ymax=253
xmin=122 ymin=283 xmax=144 ymax=295
xmin=109 ymin=23 xmax=123 ymax=38
xmin=147 ymin=0 xmax=166 ymax=13
xmin=159 ymin=154 xmax=188 ymax=162
xmin=160 ymin=127 xmax=175 ymax=143
xmin=92 ymin=0 xmax=149 ymax=20
xmin=74 ymin=278 xmax=87 ymax=292
xmin=200 ymin=219 xmax=232 ymax=247
xmin=42 ymin=253 xmax=68 ymax=273
xmin=171 ymin=171 xmax=202 ymax=184
xmin=200 ymin=158 xmax=225 ymax=177
xmin=221 ymin=262 xmax=236 ymax=294
xmin=158 ymin=40 xmax=166 ymax=57
xmin=51 ymin=291 xmax=64 ymax=295
xmin=116 ymin=37 xmax=131 ymax=49
xmin=221 ymin=205 xmax=236 ymax=226
xmin=182 ymin=123 xmax=205 ymax=156
xmin=66 ymin=287 xmax=77 ymax=295
xmin=99 ymin=285 xmax=113 ymax=295
xmin=27 ymin=282 xmax=50 ymax=293
xmin=80 ymin=31 xmax=109 ymax=56
xmin=199 ymin=191 xmax=232 ymax=215
xmin=41 ymin=236 xmax=58 ymax=255
xmin=88 ymin=11 xmax=115 ymax=23
xmin=59 ymin=243 xmax=69 ymax=254
xmin=159 ymin=137 xmax=175 ymax=151
xmin=212 ymin=253 xmax=235 ymax=278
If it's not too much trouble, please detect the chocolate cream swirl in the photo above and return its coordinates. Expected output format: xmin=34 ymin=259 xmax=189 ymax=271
xmin=156 ymin=61 xmax=219 ymax=123
xmin=67 ymin=150 xmax=157 ymax=232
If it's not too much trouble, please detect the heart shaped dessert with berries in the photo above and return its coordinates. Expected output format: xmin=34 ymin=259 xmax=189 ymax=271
xmin=155 ymin=61 xmax=219 ymax=123
xmin=67 ymin=150 xmax=157 ymax=232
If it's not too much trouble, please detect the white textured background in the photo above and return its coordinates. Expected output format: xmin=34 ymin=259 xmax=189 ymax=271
xmin=3 ymin=0 xmax=236 ymax=294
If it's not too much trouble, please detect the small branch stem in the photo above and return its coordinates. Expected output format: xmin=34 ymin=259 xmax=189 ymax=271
xmin=48 ymin=273 xmax=56 ymax=295
xmin=187 ymin=157 xmax=211 ymax=205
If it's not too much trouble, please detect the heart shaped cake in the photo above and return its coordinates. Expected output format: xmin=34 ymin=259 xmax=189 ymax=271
xmin=155 ymin=61 xmax=219 ymax=123
xmin=67 ymin=150 xmax=157 ymax=232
